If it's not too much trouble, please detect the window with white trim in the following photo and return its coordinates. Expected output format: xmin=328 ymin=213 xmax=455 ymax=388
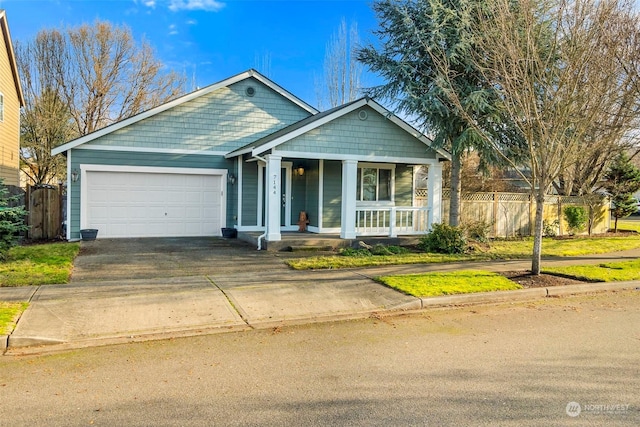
xmin=356 ymin=164 xmax=394 ymax=203
xmin=0 ymin=93 xmax=4 ymax=122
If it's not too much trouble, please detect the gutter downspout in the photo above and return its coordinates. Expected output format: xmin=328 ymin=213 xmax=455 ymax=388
xmin=253 ymin=155 xmax=268 ymax=250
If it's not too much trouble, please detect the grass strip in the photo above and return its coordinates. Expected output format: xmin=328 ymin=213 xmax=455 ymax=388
xmin=376 ymin=270 xmax=522 ymax=298
xmin=0 ymin=243 xmax=80 ymax=287
xmin=0 ymin=302 xmax=28 ymax=334
xmin=288 ymin=235 xmax=640 ymax=270
xmin=544 ymin=259 xmax=640 ymax=282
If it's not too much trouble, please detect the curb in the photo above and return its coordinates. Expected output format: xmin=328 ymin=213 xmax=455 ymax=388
xmin=420 ymin=281 xmax=639 ymax=308
xmin=3 ymin=280 xmax=639 ymax=356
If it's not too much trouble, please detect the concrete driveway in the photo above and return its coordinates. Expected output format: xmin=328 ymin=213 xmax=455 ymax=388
xmin=6 ymin=238 xmax=419 ymax=353
xmin=70 ymin=237 xmax=290 ymax=281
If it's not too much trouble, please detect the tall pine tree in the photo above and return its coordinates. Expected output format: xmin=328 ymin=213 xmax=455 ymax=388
xmin=358 ymin=0 xmax=511 ymax=227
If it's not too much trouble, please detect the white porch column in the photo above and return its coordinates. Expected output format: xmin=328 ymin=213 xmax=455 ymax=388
xmin=265 ymin=154 xmax=282 ymax=241
xmin=428 ymin=162 xmax=443 ymax=228
xmin=341 ymin=159 xmax=358 ymax=239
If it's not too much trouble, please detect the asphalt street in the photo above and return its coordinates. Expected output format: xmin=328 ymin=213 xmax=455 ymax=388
xmin=1 ymin=290 xmax=638 ymax=426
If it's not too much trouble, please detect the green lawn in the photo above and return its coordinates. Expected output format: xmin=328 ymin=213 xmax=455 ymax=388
xmin=0 ymin=242 xmax=80 ymax=287
xmin=0 ymin=302 xmax=28 ymax=334
xmin=288 ymin=235 xmax=640 ymax=270
xmin=544 ymin=259 xmax=640 ymax=282
xmin=616 ymin=219 xmax=640 ymax=233
xmin=377 ymin=270 xmax=522 ymax=297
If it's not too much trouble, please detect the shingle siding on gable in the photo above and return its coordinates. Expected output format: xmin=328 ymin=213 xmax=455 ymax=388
xmin=277 ymin=106 xmax=437 ymax=160
xmin=85 ymin=77 xmax=311 ymax=152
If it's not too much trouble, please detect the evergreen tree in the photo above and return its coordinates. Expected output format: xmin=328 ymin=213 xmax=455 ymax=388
xmin=604 ymin=153 xmax=640 ymax=232
xmin=0 ymin=180 xmax=28 ymax=258
xmin=357 ymin=0 xmax=512 ymax=227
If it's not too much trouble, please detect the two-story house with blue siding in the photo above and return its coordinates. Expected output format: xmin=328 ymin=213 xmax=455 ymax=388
xmin=53 ymin=70 xmax=450 ymax=247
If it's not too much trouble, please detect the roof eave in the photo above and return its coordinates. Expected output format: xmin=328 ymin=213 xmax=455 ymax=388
xmin=0 ymin=10 xmax=25 ymax=107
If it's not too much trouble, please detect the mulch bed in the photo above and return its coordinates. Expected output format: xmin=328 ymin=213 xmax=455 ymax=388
xmin=500 ymin=270 xmax=589 ymax=288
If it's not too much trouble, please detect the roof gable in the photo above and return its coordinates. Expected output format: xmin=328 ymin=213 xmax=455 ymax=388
xmin=52 ymin=69 xmax=318 ymax=156
xmin=0 ymin=10 xmax=24 ymax=107
xmin=226 ymin=98 xmax=450 ymax=161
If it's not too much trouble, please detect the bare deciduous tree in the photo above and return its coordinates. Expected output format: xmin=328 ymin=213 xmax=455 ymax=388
xmin=21 ymin=21 xmax=185 ymax=137
xmin=17 ymin=20 xmax=185 ymax=185
xmin=316 ymin=18 xmax=363 ymax=109
xmin=430 ymin=0 xmax=640 ymax=273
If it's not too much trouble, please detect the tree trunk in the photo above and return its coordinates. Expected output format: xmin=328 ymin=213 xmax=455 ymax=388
xmin=449 ymin=153 xmax=462 ymax=227
xmin=531 ymin=192 xmax=545 ymax=275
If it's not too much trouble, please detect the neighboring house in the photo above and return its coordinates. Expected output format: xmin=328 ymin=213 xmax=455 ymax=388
xmin=52 ymin=70 xmax=449 ymax=244
xmin=0 ymin=10 xmax=24 ymax=188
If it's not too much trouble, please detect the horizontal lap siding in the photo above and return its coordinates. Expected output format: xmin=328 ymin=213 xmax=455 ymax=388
xmin=278 ymin=106 xmax=437 ymax=160
xmin=0 ymin=30 xmax=20 ymax=186
xmin=241 ymin=160 xmax=259 ymax=226
xmin=69 ymin=150 xmax=234 ymax=239
xmin=85 ymin=78 xmax=310 ymax=153
xmin=305 ymin=160 xmax=320 ymax=227
xmin=395 ymin=165 xmax=413 ymax=205
xmin=322 ymin=161 xmax=342 ymax=228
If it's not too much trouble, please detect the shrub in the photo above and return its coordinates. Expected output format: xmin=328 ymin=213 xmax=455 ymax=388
xmin=0 ymin=181 xmax=28 ymax=259
xmin=563 ymin=206 xmax=588 ymax=235
xmin=339 ymin=247 xmax=372 ymax=257
xmin=462 ymin=220 xmax=492 ymax=243
xmin=542 ymin=219 xmax=559 ymax=237
xmin=419 ymin=223 xmax=467 ymax=254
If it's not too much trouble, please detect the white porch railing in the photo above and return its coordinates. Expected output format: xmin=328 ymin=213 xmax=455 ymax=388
xmin=355 ymin=207 xmax=431 ymax=237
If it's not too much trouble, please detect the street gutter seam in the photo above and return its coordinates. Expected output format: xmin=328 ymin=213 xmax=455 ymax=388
xmin=206 ymin=276 xmax=253 ymax=329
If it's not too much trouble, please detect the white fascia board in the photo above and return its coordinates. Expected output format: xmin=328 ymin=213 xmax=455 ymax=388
xmin=80 ymin=164 xmax=227 ymax=176
xmin=76 ymin=145 xmax=228 ymax=156
xmin=252 ymin=99 xmax=368 ymax=157
xmin=53 ymin=69 xmax=316 ymax=157
xmin=365 ymin=100 xmax=452 ymax=161
xmin=275 ymin=150 xmax=442 ymax=165
xmin=225 ymin=146 xmax=254 ymax=159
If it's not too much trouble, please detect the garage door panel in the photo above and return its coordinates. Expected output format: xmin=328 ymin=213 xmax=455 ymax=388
xmin=85 ymin=171 xmax=223 ymax=238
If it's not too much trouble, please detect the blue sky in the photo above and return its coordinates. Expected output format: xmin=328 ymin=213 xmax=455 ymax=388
xmin=1 ymin=0 xmax=382 ymax=107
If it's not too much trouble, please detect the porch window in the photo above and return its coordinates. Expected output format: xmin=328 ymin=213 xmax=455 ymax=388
xmin=356 ymin=165 xmax=392 ymax=202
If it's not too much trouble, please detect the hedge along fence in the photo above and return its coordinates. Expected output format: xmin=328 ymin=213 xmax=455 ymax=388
xmin=441 ymin=191 xmax=610 ymax=238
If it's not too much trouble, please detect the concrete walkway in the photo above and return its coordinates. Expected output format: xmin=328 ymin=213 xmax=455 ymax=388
xmin=2 ymin=238 xmax=639 ymax=355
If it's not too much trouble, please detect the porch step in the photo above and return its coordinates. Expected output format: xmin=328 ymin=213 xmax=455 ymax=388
xmin=237 ymin=231 xmax=422 ymax=252
xmin=287 ymin=245 xmax=335 ymax=252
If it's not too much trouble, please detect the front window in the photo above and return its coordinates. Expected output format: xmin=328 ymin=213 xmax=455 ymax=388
xmin=356 ymin=165 xmax=393 ymax=202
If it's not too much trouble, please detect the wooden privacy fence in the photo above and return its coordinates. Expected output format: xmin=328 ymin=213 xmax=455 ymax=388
xmin=26 ymin=185 xmax=64 ymax=240
xmin=442 ymin=190 xmax=610 ymax=238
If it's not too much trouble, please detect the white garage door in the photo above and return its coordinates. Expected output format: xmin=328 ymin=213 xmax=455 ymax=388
xmin=85 ymin=170 xmax=223 ymax=238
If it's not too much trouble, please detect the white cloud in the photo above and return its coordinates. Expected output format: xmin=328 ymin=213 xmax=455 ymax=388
xmin=168 ymin=24 xmax=179 ymax=35
xmin=186 ymin=19 xmax=198 ymax=25
xmin=168 ymin=0 xmax=225 ymax=12
xmin=140 ymin=0 xmax=156 ymax=8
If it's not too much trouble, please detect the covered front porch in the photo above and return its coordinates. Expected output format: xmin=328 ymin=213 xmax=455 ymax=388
xmin=225 ymin=98 xmax=450 ymax=248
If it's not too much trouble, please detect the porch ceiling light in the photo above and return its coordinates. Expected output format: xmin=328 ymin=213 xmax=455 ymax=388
xmin=295 ymin=166 xmax=305 ymax=176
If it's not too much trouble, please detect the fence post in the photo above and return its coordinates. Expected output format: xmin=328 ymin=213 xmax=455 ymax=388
xmin=492 ymin=192 xmax=498 ymax=237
